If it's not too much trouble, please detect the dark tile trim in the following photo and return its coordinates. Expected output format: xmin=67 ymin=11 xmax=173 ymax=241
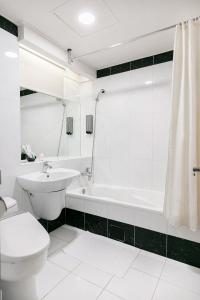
xmin=0 ymin=15 xmax=18 ymax=37
xmin=131 ymin=56 xmax=153 ymax=70
xmin=135 ymin=226 xmax=167 ymax=257
xmin=20 ymin=89 xmax=37 ymax=97
xmin=85 ymin=213 xmax=108 ymax=237
xmin=39 ymin=209 xmax=66 ymax=233
xmin=97 ymin=68 xmax=111 ymax=78
xmin=39 ymin=208 xmax=200 ymax=269
xmin=65 ymin=208 xmax=85 ymax=230
xmin=108 ymin=219 xmax=134 ymax=246
xmin=38 ymin=218 xmax=48 ymax=232
xmin=167 ymin=235 xmax=200 ymax=268
xmin=97 ymin=50 xmax=173 ymax=78
xmin=154 ymin=51 xmax=173 ymax=65
xmin=111 ymin=62 xmax=130 ymax=75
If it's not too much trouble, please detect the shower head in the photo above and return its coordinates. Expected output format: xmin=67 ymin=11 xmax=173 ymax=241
xmin=96 ymin=89 xmax=106 ymax=101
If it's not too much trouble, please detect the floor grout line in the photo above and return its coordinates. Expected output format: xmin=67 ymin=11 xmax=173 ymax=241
xmin=150 ymin=257 xmax=167 ymax=300
xmin=41 ymin=271 xmax=72 ymax=299
xmin=47 ymin=256 xmax=82 ymax=273
xmin=96 ymin=275 xmax=115 ymax=300
xmin=43 ymin=226 xmax=200 ymax=300
xmin=120 ymin=249 xmax=141 ymax=278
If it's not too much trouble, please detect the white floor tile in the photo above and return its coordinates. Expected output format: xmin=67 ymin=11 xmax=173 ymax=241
xmin=73 ymin=262 xmax=112 ymax=288
xmin=132 ymin=250 xmax=166 ymax=277
xmin=48 ymin=251 xmax=81 ymax=271
xmin=50 ymin=225 xmax=84 ymax=244
xmin=153 ymin=280 xmax=200 ymax=300
xmin=36 ymin=261 xmax=68 ymax=298
xmin=107 ymin=268 xmax=158 ymax=300
xmin=161 ymin=259 xmax=200 ymax=294
xmin=48 ymin=235 xmax=67 ymax=256
xmin=63 ymin=231 xmax=139 ymax=277
xmin=98 ymin=291 xmax=124 ymax=300
xmin=43 ymin=273 xmax=101 ymax=300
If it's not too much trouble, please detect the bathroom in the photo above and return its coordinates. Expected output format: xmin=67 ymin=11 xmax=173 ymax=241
xmin=0 ymin=0 xmax=200 ymax=299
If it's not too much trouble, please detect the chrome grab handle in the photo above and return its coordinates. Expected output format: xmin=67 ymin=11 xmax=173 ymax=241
xmin=193 ymin=167 xmax=200 ymax=176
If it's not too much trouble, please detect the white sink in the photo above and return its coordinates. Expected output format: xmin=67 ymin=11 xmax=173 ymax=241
xmin=17 ymin=168 xmax=80 ymax=193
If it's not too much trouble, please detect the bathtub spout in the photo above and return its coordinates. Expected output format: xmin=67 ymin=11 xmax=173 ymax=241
xmin=81 ymin=167 xmax=92 ymax=180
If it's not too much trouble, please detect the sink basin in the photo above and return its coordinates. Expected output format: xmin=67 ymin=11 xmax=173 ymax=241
xmin=17 ymin=168 xmax=80 ymax=193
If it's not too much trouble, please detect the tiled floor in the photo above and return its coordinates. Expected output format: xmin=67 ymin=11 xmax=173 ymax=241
xmin=36 ymin=225 xmax=200 ymax=300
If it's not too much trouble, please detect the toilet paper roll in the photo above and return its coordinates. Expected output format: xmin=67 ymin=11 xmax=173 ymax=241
xmin=0 ymin=197 xmax=7 ymax=214
xmin=0 ymin=197 xmax=18 ymax=217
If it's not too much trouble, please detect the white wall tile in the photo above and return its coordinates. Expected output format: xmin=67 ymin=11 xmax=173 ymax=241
xmin=152 ymin=161 xmax=167 ymax=192
xmin=129 ymin=159 xmax=153 ymax=189
xmin=81 ymin=63 xmax=172 ymax=194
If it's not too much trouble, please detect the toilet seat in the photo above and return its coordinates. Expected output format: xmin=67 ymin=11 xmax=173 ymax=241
xmin=0 ymin=212 xmax=50 ymax=263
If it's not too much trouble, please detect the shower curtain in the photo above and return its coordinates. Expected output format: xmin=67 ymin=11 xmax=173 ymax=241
xmin=164 ymin=18 xmax=200 ymax=231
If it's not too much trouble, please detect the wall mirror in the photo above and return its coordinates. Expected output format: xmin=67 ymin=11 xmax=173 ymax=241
xmin=20 ymin=88 xmax=81 ymax=162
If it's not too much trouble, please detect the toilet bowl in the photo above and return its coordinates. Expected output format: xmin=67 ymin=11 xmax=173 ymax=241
xmin=0 ymin=212 xmax=50 ymax=300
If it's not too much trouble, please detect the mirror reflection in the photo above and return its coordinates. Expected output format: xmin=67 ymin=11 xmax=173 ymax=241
xmin=20 ymin=88 xmax=81 ymax=161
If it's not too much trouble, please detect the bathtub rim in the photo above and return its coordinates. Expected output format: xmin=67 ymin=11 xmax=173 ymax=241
xmin=66 ymin=187 xmax=164 ymax=216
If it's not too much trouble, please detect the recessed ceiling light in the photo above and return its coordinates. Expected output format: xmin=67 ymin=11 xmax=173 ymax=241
xmin=145 ymin=80 xmax=153 ymax=85
xmin=5 ymin=51 xmax=18 ymax=58
xmin=109 ymin=43 xmax=122 ymax=48
xmin=78 ymin=12 xmax=95 ymax=25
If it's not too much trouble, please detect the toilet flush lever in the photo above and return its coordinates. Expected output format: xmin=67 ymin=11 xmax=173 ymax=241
xmin=193 ymin=167 xmax=200 ymax=176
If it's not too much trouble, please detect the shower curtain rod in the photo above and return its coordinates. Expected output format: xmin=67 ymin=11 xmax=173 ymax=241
xmin=74 ymin=16 xmax=200 ymax=60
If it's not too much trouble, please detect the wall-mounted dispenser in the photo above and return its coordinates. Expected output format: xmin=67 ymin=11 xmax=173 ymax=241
xmin=86 ymin=115 xmax=93 ymax=134
xmin=66 ymin=117 xmax=73 ymax=135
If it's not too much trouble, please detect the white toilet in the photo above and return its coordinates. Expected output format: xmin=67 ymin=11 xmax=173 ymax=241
xmin=0 ymin=200 xmax=50 ymax=300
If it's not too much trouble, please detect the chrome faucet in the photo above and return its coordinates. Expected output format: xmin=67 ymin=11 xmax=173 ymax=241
xmin=81 ymin=167 xmax=92 ymax=180
xmin=42 ymin=161 xmax=53 ymax=173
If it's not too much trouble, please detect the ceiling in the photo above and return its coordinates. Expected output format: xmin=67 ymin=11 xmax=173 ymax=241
xmin=0 ymin=0 xmax=200 ymax=69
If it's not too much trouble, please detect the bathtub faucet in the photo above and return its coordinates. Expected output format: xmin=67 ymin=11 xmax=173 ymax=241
xmin=81 ymin=167 xmax=92 ymax=180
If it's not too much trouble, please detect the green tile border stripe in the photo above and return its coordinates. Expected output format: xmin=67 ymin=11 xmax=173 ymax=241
xmin=97 ymin=50 xmax=173 ymax=78
xmin=20 ymin=89 xmax=37 ymax=97
xmin=0 ymin=15 xmax=18 ymax=37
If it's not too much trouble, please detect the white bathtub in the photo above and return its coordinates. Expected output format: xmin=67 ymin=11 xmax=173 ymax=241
xmin=66 ymin=184 xmax=200 ymax=243
xmin=67 ymin=184 xmax=164 ymax=213
xmin=67 ymin=183 xmax=167 ymax=236
xmin=66 ymin=183 xmax=167 ymax=232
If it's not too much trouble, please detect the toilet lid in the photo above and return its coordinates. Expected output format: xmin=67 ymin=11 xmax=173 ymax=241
xmin=0 ymin=212 xmax=50 ymax=262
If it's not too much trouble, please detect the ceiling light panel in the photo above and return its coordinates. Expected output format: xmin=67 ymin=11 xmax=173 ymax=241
xmin=53 ymin=0 xmax=118 ymax=37
xmin=78 ymin=12 xmax=95 ymax=25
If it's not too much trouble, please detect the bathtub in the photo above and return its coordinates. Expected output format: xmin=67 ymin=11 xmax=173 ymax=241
xmin=66 ymin=183 xmax=200 ymax=243
xmin=67 ymin=184 xmax=164 ymax=213
xmin=66 ymin=183 xmax=167 ymax=234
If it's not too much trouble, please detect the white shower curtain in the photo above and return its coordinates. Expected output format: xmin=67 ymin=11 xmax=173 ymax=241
xmin=164 ymin=18 xmax=200 ymax=231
